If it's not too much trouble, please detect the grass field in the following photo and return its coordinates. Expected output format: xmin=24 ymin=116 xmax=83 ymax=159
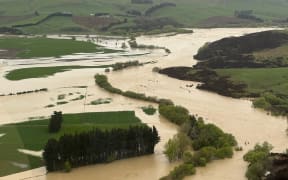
xmin=0 ymin=111 xmax=142 ymax=176
xmin=0 ymin=37 xmax=115 ymax=58
xmin=216 ymin=67 xmax=288 ymax=95
xmin=19 ymin=16 xmax=89 ymax=34
xmin=5 ymin=65 xmax=111 ymax=80
xmin=254 ymin=44 xmax=288 ymax=60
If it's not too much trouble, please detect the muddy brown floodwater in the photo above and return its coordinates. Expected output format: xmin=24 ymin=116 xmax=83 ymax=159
xmin=2 ymin=28 xmax=287 ymax=180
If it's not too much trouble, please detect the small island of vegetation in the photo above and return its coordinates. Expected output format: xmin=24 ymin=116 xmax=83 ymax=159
xmin=159 ymin=104 xmax=236 ymax=180
xmin=6 ymin=65 xmax=110 ymax=81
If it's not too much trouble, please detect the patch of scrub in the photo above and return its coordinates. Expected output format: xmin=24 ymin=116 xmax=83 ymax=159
xmin=70 ymin=95 xmax=85 ymax=101
xmin=141 ymin=105 xmax=157 ymax=115
xmin=45 ymin=104 xmax=55 ymax=108
xmin=57 ymin=94 xmax=66 ymax=100
xmin=57 ymin=101 xmax=69 ymax=105
xmin=72 ymin=86 xmax=88 ymax=88
xmin=90 ymin=98 xmax=112 ymax=105
xmin=18 ymin=149 xmax=43 ymax=157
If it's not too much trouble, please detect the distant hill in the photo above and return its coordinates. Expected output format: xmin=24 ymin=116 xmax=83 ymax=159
xmin=0 ymin=0 xmax=288 ymax=34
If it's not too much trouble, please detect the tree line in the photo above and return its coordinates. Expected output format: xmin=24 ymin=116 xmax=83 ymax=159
xmin=95 ymin=74 xmax=173 ymax=105
xmin=12 ymin=12 xmax=72 ymax=28
xmin=43 ymin=125 xmax=160 ymax=172
xmin=131 ymin=0 xmax=153 ymax=4
xmin=112 ymin=60 xmax=142 ymax=71
xmin=145 ymin=3 xmax=176 ymax=16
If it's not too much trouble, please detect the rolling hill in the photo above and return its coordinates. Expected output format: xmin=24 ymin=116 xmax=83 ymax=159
xmin=0 ymin=0 xmax=288 ymax=34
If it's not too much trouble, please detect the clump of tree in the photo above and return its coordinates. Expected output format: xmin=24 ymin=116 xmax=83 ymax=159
xmin=126 ymin=9 xmax=142 ymax=16
xmin=165 ymin=48 xmax=171 ymax=54
xmin=142 ymin=105 xmax=157 ymax=115
xmin=184 ymin=116 xmax=236 ymax=150
xmin=160 ymin=163 xmax=196 ymax=180
xmin=131 ymin=0 xmax=153 ymax=4
xmin=95 ymin=74 xmax=172 ymax=104
xmin=145 ymin=3 xmax=176 ymax=16
xmin=57 ymin=101 xmax=68 ymax=105
xmin=243 ymin=142 xmax=273 ymax=180
xmin=121 ymin=42 xmax=127 ymax=49
xmin=90 ymin=98 xmax=112 ymax=105
xmin=162 ymin=115 xmax=237 ymax=179
xmin=128 ymin=38 xmax=138 ymax=48
xmin=152 ymin=67 xmax=161 ymax=73
xmin=112 ymin=61 xmax=142 ymax=71
xmin=48 ymin=111 xmax=63 ymax=133
xmin=57 ymin=94 xmax=66 ymax=100
xmin=164 ymin=133 xmax=191 ymax=162
xmin=159 ymin=103 xmax=190 ymax=125
xmin=0 ymin=27 xmax=23 ymax=35
xmin=43 ymin=126 xmax=160 ymax=172
xmin=253 ymin=93 xmax=288 ymax=116
xmin=134 ymin=17 xmax=181 ymax=32
xmin=234 ymin=10 xmax=263 ymax=22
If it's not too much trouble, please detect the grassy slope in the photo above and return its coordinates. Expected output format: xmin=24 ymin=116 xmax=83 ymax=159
xmin=0 ymin=111 xmax=142 ymax=176
xmin=0 ymin=37 xmax=112 ymax=58
xmin=0 ymin=0 xmax=288 ymax=29
xmin=152 ymin=0 xmax=288 ymax=25
xmin=19 ymin=16 xmax=87 ymax=34
xmin=254 ymin=44 xmax=288 ymax=59
xmin=213 ymin=37 xmax=288 ymax=95
xmin=216 ymin=68 xmax=288 ymax=95
xmin=5 ymin=65 xmax=111 ymax=81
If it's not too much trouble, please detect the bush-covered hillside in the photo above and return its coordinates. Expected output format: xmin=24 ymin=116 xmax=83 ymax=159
xmin=194 ymin=30 xmax=288 ymax=68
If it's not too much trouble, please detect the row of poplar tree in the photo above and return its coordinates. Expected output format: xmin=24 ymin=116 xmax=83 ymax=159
xmin=43 ymin=125 xmax=160 ymax=171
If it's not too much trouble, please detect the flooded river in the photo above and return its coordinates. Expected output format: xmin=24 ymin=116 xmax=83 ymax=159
xmin=1 ymin=28 xmax=287 ymax=180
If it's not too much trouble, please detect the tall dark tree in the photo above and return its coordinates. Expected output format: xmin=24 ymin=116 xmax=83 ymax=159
xmin=48 ymin=111 xmax=63 ymax=133
xmin=43 ymin=138 xmax=60 ymax=171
